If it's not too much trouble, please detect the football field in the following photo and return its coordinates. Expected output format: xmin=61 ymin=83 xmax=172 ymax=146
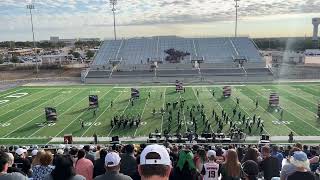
xmin=0 ymin=83 xmax=319 ymax=143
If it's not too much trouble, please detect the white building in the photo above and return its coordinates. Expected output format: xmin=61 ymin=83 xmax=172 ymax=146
xmin=305 ymin=49 xmax=320 ymax=64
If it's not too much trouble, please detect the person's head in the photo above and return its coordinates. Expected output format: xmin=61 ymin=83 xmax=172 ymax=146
xmin=138 ymin=144 xmax=172 ymax=180
xmin=99 ymin=149 xmax=107 ymax=160
xmin=272 ymin=145 xmax=279 ymax=153
xmin=15 ymin=148 xmax=27 ymax=158
xmin=40 ymin=151 xmax=53 ymax=166
xmin=0 ymin=151 xmax=9 ymax=173
xmin=261 ymin=146 xmax=271 ymax=159
xmin=83 ymin=145 xmax=90 ymax=152
xmin=32 ymin=150 xmax=45 ymax=166
xmin=105 ymin=152 xmax=121 ymax=172
xmin=207 ymin=150 xmax=216 ymax=161
xmin=77 ymin=149 xmax=86 ymax=160
xmin=6 ymin=153 xmax=14 ymax=167
xmin=125 ymin=144 xmax=134 ymax=154
xmin=242 ymin=148 xmax=258 ymax=163
xmin=51 ymin=155 xmax=76 ymax=180
xmin=290 ymin=151 xmax=310 ymax=170
xmin=197 ymin=149 xmax=207 ymax=162
xmin=225 ymin=149 xmax=240 ymax=177
xmin=242 ymin=160 xmax=259 ymax=180
xmin=294 ymin=143 xmax=302 ymax=150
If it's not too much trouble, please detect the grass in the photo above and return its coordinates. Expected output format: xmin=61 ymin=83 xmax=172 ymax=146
xmin=0 ymin=83 xmax=319 ymax=145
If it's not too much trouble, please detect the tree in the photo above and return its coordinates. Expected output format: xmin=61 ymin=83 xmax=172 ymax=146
xmin=164 ymin=48 xmax=190 ymax=63
xmin=11 ymin=55 xmax=19 ymax=63
xmin=0 ymin=55 xmax=3 ymax=64
xmin=86 ymin=50 xmax=95 ymax=59
xmin=72 ymin=52 xmax=80 ymax=59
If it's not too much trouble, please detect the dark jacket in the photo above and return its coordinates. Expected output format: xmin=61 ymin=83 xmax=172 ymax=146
xmin=259 ymin=156 xmax=280 ymax=180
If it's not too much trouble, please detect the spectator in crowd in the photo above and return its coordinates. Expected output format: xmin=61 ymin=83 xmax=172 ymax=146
xmin=44 ymin=155 xmax=85 ymax=180
xmin=138 ymin=144 xmax=172 ymax=180
xmin=242 ymin=160 xmax=259 ymax=180
xmin=172 ymin=149 xmax=201 ymax=180
xmin=95 ymin=145 xmax=101 ymax=160
xmin=215 ymin=147 xmax=225 ymax=164
xmin=6 ymin=152 xmax=25 ymax=175
xmin=271 ymin=145 xmax=284 ymax=169
xmin=287 ymin=151 xmax=316 ymax=180
xmin=201 ymin=150 xmax=219 ymax=180
xmin=194 ymin=149 xmax=207 ymax=173
xmin=219 ymin=149 xmax=241 ymax=180
xmin=303 ymin=145 xmax=311 ymax=158
xmin=32 ymin=150 xmax=45 ymax=167
xmin=14 ymin=148 xmax=31 ymax=177
xmin=83 ymin=145 xmax=95 ymax=163
xmin=259 ymin=146 xmax=280 ymax=180
xmin=32 ymin=151 xmax=54 ymax=180
xmin=94 ymin=152 xmax=132 ymax=180
xmin=280 ymin=147 xmax=301 ymax=180
xmin=120 ymin=144 xmax=137 ymax=178
xmin=75 ymin=149 xmax=94 ymax=180
xmin=0 ymin=151 xmax=28 ymax=180
xmin=31 ymin=149 xmax=39 ymax=162
xmin=93 ymin=149 xmax=107 ymax=177
xmin=242 ymin=147 xmax=259 ymax=164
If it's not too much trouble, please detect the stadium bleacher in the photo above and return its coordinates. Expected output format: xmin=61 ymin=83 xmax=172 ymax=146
xmin=85 ymin=36 xmax=273 ymax=83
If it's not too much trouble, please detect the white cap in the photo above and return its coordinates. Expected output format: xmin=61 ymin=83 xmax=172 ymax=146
xmin=105 ymin=152 xmax=121 ymax=167
xmin=207 ymin=150 xmax=216 ymax=157
xmin=90 ymin=145 xmax=94 ymax=150
xmin=31 ymin=149 xmax=38 ymax=156
xmin=140 ymin=144 xmax=171 ymax=166
xmin=16 ymin=148 xmax=27 ymax=155
xmin=57 ymin=149 xmax=64 ymax=155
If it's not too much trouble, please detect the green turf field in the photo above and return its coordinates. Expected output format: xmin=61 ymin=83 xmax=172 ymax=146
xmin=0 ymin=83 xmax=319 ymax=142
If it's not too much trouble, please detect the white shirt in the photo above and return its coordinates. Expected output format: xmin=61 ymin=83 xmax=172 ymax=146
xmin=202 ymin=161 xmax=219 ymax=180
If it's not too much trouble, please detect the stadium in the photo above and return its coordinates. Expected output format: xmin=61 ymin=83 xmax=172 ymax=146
xmin=1 ymin=1 xmax=320 ymax=180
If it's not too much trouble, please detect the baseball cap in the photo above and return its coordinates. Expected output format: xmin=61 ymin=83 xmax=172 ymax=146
xmin=31 ymin=149 xmax=38 ymax=156
xmin=293 ymin=151 xmax=308 ymax=161
xmin=140 ymin=144 xmax=171 ymax=166
xmin=105 ymin=152 xmax=121 ymax=167
xmin=16 ymin=148 xmax=27 ymax=155
xmin=56 ymin=149 xmax=64 ymax=155
xmin=207 ymin=150 xmax=216 ymax=157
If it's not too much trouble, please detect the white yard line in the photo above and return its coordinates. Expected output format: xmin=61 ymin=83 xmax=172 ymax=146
xmin=0 ymin=89 xmax=23 ymax=98
xmin=281 ymin=87 xmax=317 ymax=106
xmin=29 ymin=94 xmax=89 ymax=137
xmin=0 ymin=89 xmax=48 ymax=117
xmin=53 ymin=88 xmax=114 ymax=138
xmin=2 ymin=89 xmax=62 ymax=124
xmin=107 ymin=98 xmax=131 ymax=137
xmin=179 ymin=94 xmax=188 ymax=132
xmin=134 ymin=95 xmax=150 ymax=137
xmin=160 ymin=88 xmax=167 ymax=133
xmin=81 ymin=92 xmax=123 ymax=137
xmin=3 ymin=89 xmax=82 ymax=138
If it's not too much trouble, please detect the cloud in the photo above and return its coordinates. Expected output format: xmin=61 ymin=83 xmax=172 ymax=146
xmin=0 ymin=0 xmax=319 ymax=40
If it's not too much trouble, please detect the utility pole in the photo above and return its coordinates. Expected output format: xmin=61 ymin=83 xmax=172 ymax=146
xmin=235 ymin=0 xmax=240 ymax=38
xmin=27 ymin=3 xmax=39 ymax=74
xmin=110 ymin=0 xmax=118 ymax=40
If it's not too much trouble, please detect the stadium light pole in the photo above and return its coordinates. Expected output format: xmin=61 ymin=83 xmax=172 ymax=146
xmin=27 ymin=2 xmax=39 ymax=74
xmin=234 ymin=0 xmax=240 ymax=38
xmin=110 ymin=0 xmax=117 ymax=40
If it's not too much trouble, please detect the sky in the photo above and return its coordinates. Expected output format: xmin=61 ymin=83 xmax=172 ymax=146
xmin=0 ymin=0 xmax=320 ymax=41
